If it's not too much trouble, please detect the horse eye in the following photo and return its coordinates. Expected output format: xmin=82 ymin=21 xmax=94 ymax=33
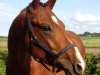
xmin=41 ymin=26 xmax=51 ymax=31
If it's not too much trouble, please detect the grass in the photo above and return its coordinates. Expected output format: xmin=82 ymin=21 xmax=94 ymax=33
xmin=81 ymin=37 xmax=100 ymax=48
xmin=0 ymin=37 xmax=7 ymax=75
xmin=0 ymin=37 xmax=7 ymax=51
xmin=0 ymin=60 xmax=6 ymax=75
xmin=0 ymin=51 xmax=7 ymax=75
xmin=0 ymin=36 xmax=100 ymax=51
xmin=0 ymin=37 xmax=100 ymax=51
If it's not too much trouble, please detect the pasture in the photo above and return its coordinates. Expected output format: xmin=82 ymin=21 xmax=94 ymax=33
xmin=81 ymin=37 xmax=100 ymax=48
xmin=0 ymin=37 xmax=7 ymax=51
xmin=0 ymin=36 xmax=100 ymax=75
xmin=0 ymin=37 xmax=100 ymax=50
xmin=81 ymin=37 xmax=100 ymax=53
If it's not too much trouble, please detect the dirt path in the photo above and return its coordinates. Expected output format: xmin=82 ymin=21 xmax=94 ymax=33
xmin=86 ymin=48 xmax=100 ymax=53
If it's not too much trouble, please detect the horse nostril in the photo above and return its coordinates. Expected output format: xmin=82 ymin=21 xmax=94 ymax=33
xmin=74 ymin=62 xmax=82 ymax=75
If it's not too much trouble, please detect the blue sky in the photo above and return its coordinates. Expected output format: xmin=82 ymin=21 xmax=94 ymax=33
xmin=0 ymin=0 xmax=100 ymax=36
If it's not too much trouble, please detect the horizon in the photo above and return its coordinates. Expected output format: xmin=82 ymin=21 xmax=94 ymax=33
xmin=0 ymin=0 xmax=100 ymax=36
xmin=1 ymin=32 xmax=100 ymax=37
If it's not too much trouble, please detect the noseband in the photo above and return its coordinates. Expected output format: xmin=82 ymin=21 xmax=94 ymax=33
xmin=26 ymin=6 xmax=75 ymax=72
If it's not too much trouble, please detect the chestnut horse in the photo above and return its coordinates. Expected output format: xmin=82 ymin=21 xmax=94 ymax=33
xmin=7 ymin=0 xmax=85 ymax=75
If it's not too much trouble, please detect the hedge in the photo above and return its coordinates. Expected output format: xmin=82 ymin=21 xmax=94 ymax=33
xmin=0 ymin=51 xmax=100 ymax=75
xmin=85 ymin=53 xmax=100 ymax=75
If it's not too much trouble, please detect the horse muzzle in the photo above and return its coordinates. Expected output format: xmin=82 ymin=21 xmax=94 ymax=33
xmin=58 ymin=58 xmax=85 ymax=75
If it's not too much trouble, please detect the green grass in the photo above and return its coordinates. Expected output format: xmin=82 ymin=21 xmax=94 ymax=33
xmin=81 ymin=37 xmax=100 ymax=48
xmin=0 ymin=36 xmax=100 ymax=51
xmin=0 ymin=51 xmax=7 ymax=75
xmin=0 ymin=60 xmax=6 ymax=75
xmin=0 ymin=37 xmax=7 ymax=51
xmin=0 ymin=37 xmax=7 ymax=75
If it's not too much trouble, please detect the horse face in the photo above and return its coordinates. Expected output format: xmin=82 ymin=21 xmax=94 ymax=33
xmin=27 ymin=0 xmax=85 ymax=75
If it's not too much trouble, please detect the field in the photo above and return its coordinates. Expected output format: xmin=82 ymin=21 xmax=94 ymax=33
xmin=0 ymin=37 xmax=7 ymax=75
xmin=81 ymin=37 xmax=100 ymax=48
xmin=0 ymin=37 xmax=7 ymax=51
xmin=0 ymin=36 xmax=100 ymax=75
xmin=1 ymin=36 xmax=100 ymax=53
xmin=81 ymin=37 xmax=100 ymax=53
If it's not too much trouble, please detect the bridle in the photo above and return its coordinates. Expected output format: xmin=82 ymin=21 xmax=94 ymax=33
xmin=26 ymin=6 xmax=76 ymax=72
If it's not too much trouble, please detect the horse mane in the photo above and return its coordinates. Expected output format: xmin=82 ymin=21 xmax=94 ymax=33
xmin=7 ymin=8 xmax=32 ymax=74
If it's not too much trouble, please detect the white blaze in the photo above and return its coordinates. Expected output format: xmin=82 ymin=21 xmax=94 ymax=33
xmin=51 ymin=16 xmax=59 ymax=25
xmin=74 ymin=47 xmax=85 ymax=74
xmin=66 ymin=36 xmax=85 ymax=74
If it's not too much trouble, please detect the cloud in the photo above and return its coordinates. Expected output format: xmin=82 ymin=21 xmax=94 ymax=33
xmin=0 ymin=3 xmax=19 ymax=36
xmin=76 ymin=11 xmax=100 ymax=22
xmin=0 ymin=2 xmax=100 ymax=36
xmin=61 ymin=11 xmax=100 ymax=34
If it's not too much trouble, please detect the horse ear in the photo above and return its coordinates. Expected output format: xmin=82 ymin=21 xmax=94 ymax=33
xmin=32 ymin=0 xmax=40 ymax=9
xmin=46 ymin=0 xmax=56 ymax=10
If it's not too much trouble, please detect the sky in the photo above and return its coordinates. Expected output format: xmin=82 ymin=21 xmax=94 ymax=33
xmin=0 ymin=0 xmax=100 ymax=36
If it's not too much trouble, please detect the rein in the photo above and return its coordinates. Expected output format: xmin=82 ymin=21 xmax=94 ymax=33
xmin=26 ymin=6 xmax=76 ymax=72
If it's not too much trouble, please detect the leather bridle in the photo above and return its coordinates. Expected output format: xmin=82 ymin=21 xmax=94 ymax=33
xmin=26 ymin=6 xmax=76 ymax=72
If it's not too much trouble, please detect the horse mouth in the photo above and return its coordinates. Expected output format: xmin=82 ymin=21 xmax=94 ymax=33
xmin=63 ymin=67 xmax=79 ymax=75
xmin=64 ymin=69 xmax=82 ymax=75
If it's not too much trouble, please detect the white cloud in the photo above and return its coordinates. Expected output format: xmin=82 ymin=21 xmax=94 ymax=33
xmin=75 ymin=11 xmax=100 ymax=22
xmin=0 ymin=3 xmax=19 ymax=36
xmin=0 ymin=2 xmax=100 ymax=36
xmin=61 ymin=11 xmax=100 ymax=34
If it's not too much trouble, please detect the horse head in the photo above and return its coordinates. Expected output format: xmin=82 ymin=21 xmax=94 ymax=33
xmin=8 ymin=0 xmax=85 ymax=75
xmin=24 ymin=0 xmax=86 ymax=75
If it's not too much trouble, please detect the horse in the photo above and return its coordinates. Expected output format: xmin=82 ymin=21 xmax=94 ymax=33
xmin=6 ymin=0 xmax=85 ymax=75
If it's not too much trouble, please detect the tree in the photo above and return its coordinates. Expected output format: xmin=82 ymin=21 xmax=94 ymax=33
xmin=83 ymin=32 xmax=91 ymax=36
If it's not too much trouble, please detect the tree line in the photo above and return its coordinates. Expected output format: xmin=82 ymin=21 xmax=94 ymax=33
xmin=78 ymin=32 xmax=100 ymax=37
xmin=0 ymin=32 xmax=100 ymax=37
